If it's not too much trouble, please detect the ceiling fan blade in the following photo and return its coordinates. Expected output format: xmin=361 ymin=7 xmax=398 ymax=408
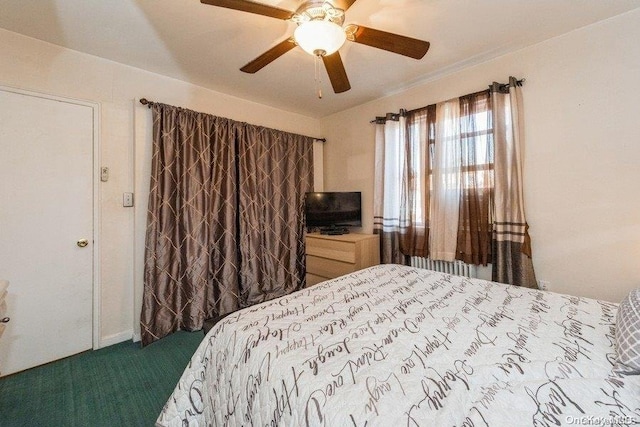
xmin=331 ymin=0 xmax=358 ymax=11
xmin=200 ymin=0 xmax=294 ymax=20
xmin=322 ymin=52 xmax=351 ymax=93
xmin=347 ymin=25 xmax=430 ymax=59
xmin=240 ymin=38 xmax=296 ymax=73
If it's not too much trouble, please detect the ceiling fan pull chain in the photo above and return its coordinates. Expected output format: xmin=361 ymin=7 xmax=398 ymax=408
xmin=315 ymin=53 xmax=323 ymax=99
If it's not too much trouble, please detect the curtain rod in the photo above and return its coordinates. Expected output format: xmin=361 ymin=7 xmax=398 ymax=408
xmin=370 ymin=77 xmax=525 ymax=123
xmin=138 ymin=98 xmax=326 ymax=142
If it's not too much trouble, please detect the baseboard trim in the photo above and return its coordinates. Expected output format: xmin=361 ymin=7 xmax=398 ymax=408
xmin=99 ymin=330 xmax=133 ymax=348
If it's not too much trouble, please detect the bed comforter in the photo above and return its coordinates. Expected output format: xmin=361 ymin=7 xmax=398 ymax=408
xmin=157 ymin=264 xmax=640 ymax=426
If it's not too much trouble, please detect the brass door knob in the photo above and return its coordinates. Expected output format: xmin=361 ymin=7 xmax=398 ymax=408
xmin=77 ymin=239 xmax=89 ymax=248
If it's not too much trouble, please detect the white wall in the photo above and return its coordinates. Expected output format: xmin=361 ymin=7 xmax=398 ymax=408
xmin=2 ymin=6 xmax=638 ymax=347
xmin=320 ymin=9 xmax=640 ymax=303
xmin=0 ymin=28 xmax=321 ymax=346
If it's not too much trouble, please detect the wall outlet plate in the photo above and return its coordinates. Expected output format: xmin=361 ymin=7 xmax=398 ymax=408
xmin=538 ymin=280 xmax=550 ymax=291
xmin=123 ymin=192 xmax=134 ymax=207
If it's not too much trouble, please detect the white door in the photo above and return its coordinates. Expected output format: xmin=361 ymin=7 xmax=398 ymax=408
xmin=0 ymin=88 xmax=94 ymax=376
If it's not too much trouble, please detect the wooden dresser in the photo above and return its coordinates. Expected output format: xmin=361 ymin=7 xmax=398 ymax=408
xmin=305 ymin=233 xmax=380 ymax=287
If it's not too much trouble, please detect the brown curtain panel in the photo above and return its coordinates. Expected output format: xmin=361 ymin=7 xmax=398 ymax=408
xmin=456 ymin=91 xmax=493 ymax=266
xmin=141 ymin=104 xmax=240 ymax=346
xmin=141 ymin=103 xmax=315 ymax=345
xmin=237 ymin=125 xmax=314 ymax=306
xmin=400 ymin=105 xmax=435 ymax=258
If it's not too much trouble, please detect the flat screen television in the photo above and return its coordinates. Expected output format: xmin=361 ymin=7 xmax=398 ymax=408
xmin=305 ymin=191 xmax=362 ymax=229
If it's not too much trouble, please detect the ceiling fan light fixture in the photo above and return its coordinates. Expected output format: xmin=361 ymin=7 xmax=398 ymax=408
xmin=294 ymin=20 xmax=346 ymax=56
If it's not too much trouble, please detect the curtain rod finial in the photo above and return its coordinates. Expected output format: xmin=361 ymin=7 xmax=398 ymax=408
xmin=139 ymin=98 xmax=153 ymax=108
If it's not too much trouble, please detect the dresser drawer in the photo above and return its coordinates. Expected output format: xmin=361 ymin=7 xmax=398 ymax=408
xmin=306 ymin=255 xmax=355 ymax=279
xmin=306 ymin=237 xmax=356 ymax=263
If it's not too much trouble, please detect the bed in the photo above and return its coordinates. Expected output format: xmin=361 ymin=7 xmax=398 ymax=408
xmin=157 ymin=264 xmax=640 ymax=426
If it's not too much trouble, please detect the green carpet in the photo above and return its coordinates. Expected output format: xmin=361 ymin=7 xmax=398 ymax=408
xmin=0 ymin=331 xmax=203 ymax=427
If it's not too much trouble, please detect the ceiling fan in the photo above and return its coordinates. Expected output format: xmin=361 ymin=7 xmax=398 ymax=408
xmin=201 ymin=0 xmax=430 ymax=95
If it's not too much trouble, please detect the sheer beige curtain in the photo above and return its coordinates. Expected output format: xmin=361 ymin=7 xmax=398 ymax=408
xmin=141 ymin=104 xmax=314 ymax=346
xmin=237 ymin=125 xmax=314 ymax=306
xmin=491 ymin=77 xmax=537 ymax=288
xmin=141 ymin=104 xmax=240 ymax=346
xmin=430 ymin=99 xmax=462 ymax=261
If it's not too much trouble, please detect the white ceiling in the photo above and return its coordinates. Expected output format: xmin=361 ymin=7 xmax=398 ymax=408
xmin=1 ymin=0 xmax=639 ymax=118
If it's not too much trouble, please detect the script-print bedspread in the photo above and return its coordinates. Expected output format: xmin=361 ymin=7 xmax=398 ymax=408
xmin=157 ymin=264 xmax=640 ymax=426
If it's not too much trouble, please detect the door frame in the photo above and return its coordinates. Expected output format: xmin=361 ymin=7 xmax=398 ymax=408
xmin=0 ymin=84 xmax=101 ymax=350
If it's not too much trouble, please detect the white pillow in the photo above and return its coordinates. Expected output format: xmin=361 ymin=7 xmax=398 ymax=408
xmin=615 ymin=288 xmax=640 ymax=375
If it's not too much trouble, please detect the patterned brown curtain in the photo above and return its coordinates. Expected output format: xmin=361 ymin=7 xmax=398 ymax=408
xmin=237 ymin=125 xmax=314 ymax=306
xmin=140 ymin=104 xmax=313 ymax=346
xmin=141 ymin=104 xmax=240 ymax=346
xmin=456 ymin=91 xmax=493 ymax=265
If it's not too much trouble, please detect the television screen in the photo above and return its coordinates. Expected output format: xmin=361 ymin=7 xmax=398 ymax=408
xmin=305 ymin=192 xmax=362 ymax=228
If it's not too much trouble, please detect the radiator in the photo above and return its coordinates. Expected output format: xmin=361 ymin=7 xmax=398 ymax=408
xmin=410 ymin=256 xmax=478 ymax=278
